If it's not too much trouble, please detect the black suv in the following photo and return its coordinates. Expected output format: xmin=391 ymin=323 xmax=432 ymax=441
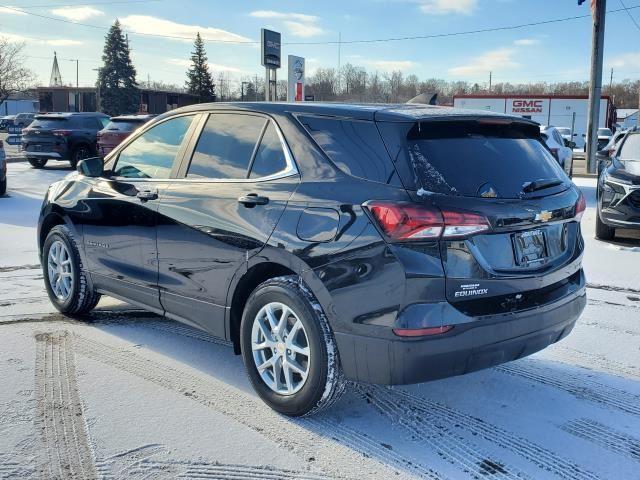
xmin=38 ymin=103 xmax=586 ymax=416
xmin=22 ymin=112 xmax=110 ymax=169
xmin=596 ymin=128 xmax=640 ymax=240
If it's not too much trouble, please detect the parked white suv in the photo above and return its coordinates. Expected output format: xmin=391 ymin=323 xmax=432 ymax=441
xmin=541 ymin=125 xmax=574 ymax=177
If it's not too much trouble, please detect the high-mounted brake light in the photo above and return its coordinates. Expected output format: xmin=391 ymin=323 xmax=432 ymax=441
xmin=575 ymin=192 xmax=586 ymax=222
xmin=365 ymin=202 xmax=490 ymax=241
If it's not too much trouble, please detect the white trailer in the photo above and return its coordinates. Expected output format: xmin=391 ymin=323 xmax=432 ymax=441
xmin=453 ymin=95 xmax=611 ymax=149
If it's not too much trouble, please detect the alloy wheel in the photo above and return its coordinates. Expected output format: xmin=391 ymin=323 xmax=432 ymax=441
xmin=47 ymin=240 xmax=73 ymax=301
xmin=251 ymin=302 xmax=311 ymax=395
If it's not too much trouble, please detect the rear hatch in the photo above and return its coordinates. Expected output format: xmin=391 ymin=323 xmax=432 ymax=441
xmin=377 ymin=119 xmax=584 ymax=314
xmin=22 ymin=116 xmax=73 ymax=152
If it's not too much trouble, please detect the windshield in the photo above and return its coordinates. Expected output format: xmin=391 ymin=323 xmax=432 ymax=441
xmin=598 ymin=128 xmax=612 ymax=136
xmin=556 ymin=128 xmax=571 ymax=135
xmin=619 ymin=133 xmax=640 ymax=163
xmin=404 ymin=121 xmax=567 ymax=199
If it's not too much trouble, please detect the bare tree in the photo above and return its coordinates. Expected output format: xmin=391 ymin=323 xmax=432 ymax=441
xmin=0 ymin=37 xmax=35 ymax=104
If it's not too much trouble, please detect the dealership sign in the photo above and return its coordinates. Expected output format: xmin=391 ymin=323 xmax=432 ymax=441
xmin=261 ymin=29 xmax=281 ymax=69
xmin=287 ymin=55 xmax=305 ymax=102
xmin=508 ymin=98 xmax=549 ymax=116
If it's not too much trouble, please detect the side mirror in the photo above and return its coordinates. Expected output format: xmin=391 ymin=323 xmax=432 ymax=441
xmin=564 ymin=139 xmax=576 ymax=149
xmin=77 ymin=157 xmax=104 ymax=177
xmin=596 ymin=148 xmax=610 ymax=158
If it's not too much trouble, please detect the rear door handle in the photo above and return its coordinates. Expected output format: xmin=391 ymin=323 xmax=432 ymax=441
xmin=238 ymin=193 xmax=269 ymax=207
xmin=137 ymin=189 xmax=158 ymax=201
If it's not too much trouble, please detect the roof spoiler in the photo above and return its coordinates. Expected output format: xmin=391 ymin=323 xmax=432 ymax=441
xmin=407 ymin=92 xmax=438 ymax=105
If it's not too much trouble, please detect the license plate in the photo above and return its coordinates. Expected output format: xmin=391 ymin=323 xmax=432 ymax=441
xmin=513 ymin=229 xmax=547 ymax=266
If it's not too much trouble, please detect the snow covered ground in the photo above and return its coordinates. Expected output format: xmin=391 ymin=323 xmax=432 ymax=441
xmin=0 ymin=162 xmax=638 ymax=480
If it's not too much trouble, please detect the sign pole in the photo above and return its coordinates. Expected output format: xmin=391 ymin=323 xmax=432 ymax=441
xmin=261 ymin=28 xmax=281 ymax=103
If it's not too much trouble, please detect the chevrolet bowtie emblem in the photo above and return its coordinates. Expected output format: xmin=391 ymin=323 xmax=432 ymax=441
xmin=535 ymin=210 xmax=553 ymax=222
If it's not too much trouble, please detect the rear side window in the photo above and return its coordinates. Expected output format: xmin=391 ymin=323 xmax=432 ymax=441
xmin=187 ymin=113 xmax=266 ymax=179
xmin=249 ymin=123 xmax=288 ymax=178
xmin=619 ymin=133 xmax=640 ymax=162
xmin=298 ymin=115 xmax=396 ymax=184
xmin=405 ymin=121 xmax=566 ymax=199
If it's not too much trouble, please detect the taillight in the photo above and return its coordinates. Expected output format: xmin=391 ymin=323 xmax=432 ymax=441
xmin=53 ymin=130 xmax=72 ymax=137
xmin=365 ymin=201 xmax=490 ymax=241
xmin=575 ymin=192 xmax=586 ymax=222
xmin=442 ymin=210 xmax=491 ymax=238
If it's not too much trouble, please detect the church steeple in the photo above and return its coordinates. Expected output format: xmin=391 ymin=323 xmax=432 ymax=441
xmin=49 ymin=51 xmax=63 ymax=86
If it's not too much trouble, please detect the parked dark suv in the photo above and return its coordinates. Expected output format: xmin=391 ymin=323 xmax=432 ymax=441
xmin=38 ymin=103 xmax=586 ymax=416
xmin=22 ymin=112 xmax=109 ymax=169
xmin=596 ymin=128 xmax=640 ymax=240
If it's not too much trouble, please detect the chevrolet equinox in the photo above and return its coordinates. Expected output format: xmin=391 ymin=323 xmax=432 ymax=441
xmin=38 ymin=103 xmax=587 ymax=416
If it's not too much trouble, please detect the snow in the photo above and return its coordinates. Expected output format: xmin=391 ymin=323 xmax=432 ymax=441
xmin=1 ymin=162 xmax=639 ymax=479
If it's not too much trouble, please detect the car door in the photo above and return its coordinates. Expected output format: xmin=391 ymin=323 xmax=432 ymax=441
xmin=80 ymin=114 xmax=200 ymax=312
xmin=156 ymin=112 xmax=299 ymax=336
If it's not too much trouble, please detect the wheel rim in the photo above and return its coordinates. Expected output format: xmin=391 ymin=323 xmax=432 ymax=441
xmin=251 ymin=302 xmax=310 ymax=395
xmin=76 ymin=147 xmax=89 ymax=161
xmin=47 ymin=240 xmax=73 ymax=301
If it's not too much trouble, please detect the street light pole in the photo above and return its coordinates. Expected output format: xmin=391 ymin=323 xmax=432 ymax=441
xmin=586 ymin=0 xmax=607 ymax=174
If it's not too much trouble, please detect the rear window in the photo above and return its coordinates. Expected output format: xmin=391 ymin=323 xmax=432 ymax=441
xmin=30 ymin=118 xmax=69 ymax=129
xmin=298 ymin=115 xmax=398 ymax=184
xmin=104 ymin=120 xmax=144 ymax=132
xmin=405 ymin=121 xmax=567 ymax=198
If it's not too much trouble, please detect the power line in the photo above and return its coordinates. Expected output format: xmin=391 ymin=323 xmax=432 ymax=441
xmin=11 ymin=0 xmax=164 ymax=8
xmin=618 ymin=0 xmax=640 ymax=31
xmin=2 ymin=3 xmax=640 ymax=46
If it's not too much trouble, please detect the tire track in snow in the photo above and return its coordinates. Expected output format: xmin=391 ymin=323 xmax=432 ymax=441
xmin=96 ymin=445 xmax=331 ymax=480
xmin=34 ymin=331 xmax=97 ymax=480
xmin=496 ymin=361 xmax=640 ymax=417
xmin=359 ymin=385 xmax=598 ymax=480
xmin=561 ymin=418 xmax=640 ymax=462
xmin=544 ymin=345 xmax=640 ymax=380
xmin=354 ymin=384 xmax=529 ymax=480
xmin=72 ymin=333 xmax=422 ymax=480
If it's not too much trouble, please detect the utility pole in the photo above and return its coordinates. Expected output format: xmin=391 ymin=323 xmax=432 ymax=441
xmin=609 ymin=68 xmax=613 ymax=94
xmin=586 ymin=0 xmax=607 ymax=174
xmin=489 ymin=71 xmax=492 ymax=92
xmin=337 ymin=32 xmax=341 ymax=95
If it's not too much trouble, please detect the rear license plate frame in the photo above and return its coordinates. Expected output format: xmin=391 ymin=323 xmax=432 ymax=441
xmin=512 ymin=229 xmax=547 ymax=266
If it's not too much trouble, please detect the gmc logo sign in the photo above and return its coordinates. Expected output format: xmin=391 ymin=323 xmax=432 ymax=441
xmin=512 ymin=99 xmax=543 ymax=114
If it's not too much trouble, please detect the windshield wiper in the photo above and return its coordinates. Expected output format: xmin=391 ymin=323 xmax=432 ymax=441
xmin=521 ymin=178 xmax=563 ymax=194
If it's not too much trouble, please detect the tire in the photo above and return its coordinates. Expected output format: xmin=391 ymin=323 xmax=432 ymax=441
xmin=42 ymin=225 xmax=101 ymax=316
xmin=240 ymin=275 xmax=345 ymax=416
xmin=70 ymin=144 xmax=92 ymax=169
xmin=28 ymin=158 xmax=48 ymax=169
xmin=0 ymin=178 xmax=6 ymax=196
xmin=595 ymin=211 xmax=615 ymax=241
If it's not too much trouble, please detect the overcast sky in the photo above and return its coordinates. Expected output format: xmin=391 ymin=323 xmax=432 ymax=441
xmin=1 ymin=0 xmax=639 ymax=90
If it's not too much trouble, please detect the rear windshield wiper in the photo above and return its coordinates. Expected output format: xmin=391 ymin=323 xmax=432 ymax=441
xmin=521 ymin=178 xmax=563 ymax=194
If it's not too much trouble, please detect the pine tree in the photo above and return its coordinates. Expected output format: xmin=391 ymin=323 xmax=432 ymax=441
xmin=186 ymin=33 xmax=216 ymax=102
xmin=96 ymin=20 xmax=139 ymax=116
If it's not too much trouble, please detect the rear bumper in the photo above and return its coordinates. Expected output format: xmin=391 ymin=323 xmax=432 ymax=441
xmin=25 ymin=151 xmax=65 ymax=160
xmin=335 ymin=270 xmax=586 ymax=385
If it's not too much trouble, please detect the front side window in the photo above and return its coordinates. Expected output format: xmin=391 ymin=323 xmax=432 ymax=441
xmin=113 ymin=115 xmax=195 ymax=179
xmin=249 ymin=123 xmax=288 ymax=178
xmin=187 ymin=113 xmax=266 ymax=179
